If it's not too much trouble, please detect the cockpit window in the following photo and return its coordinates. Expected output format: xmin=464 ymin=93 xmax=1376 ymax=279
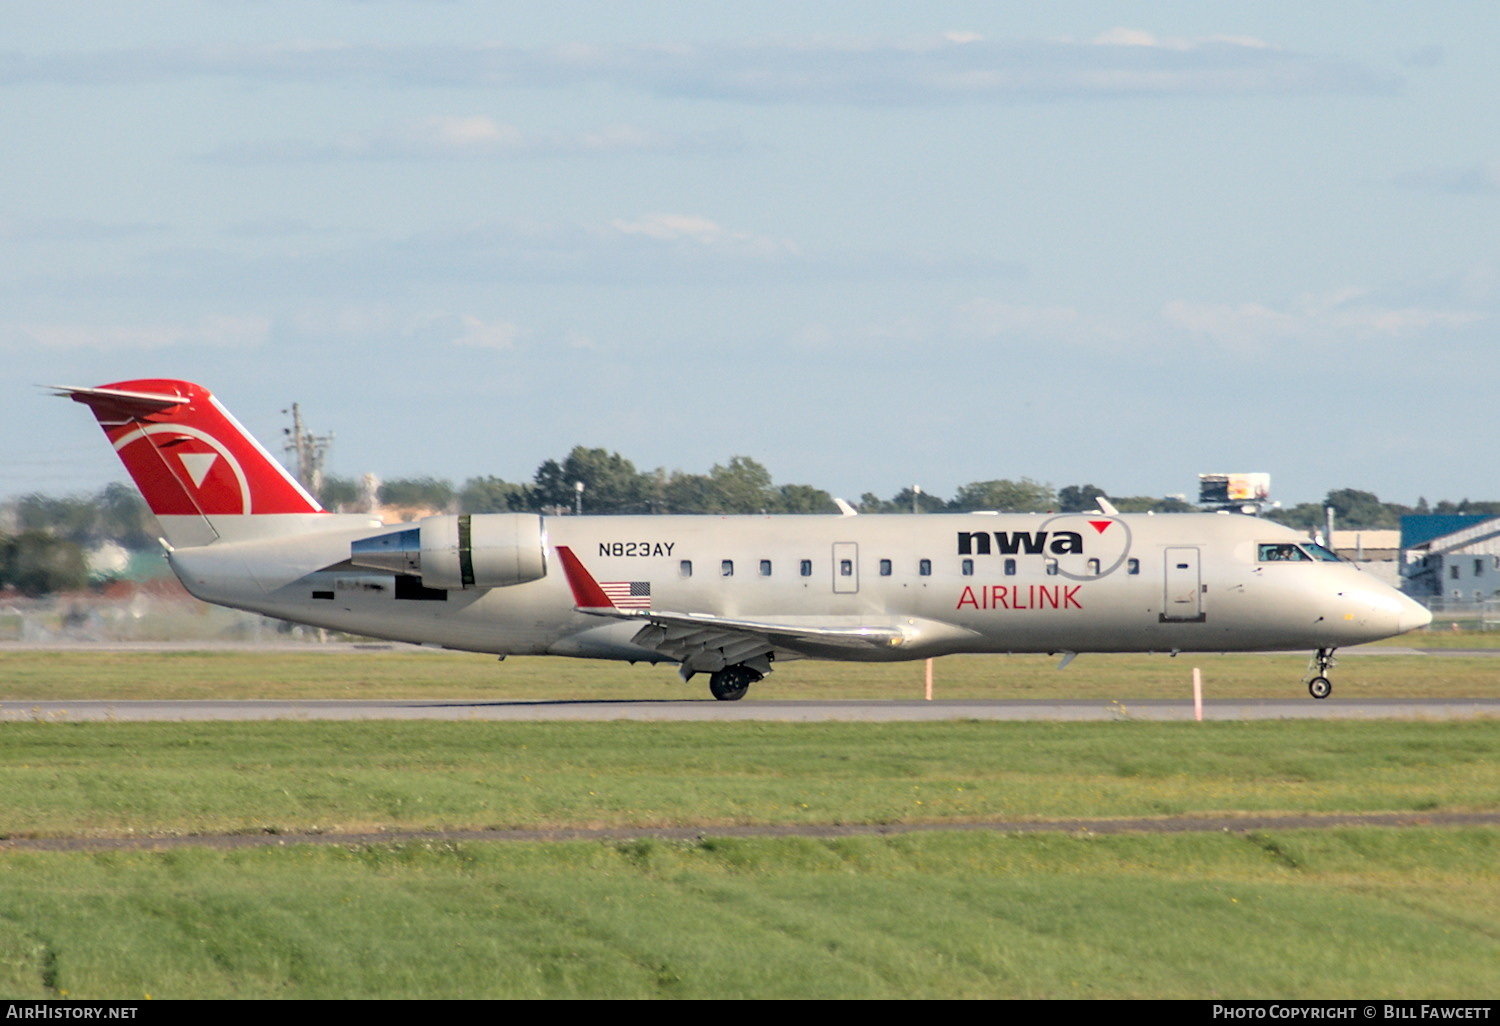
xmin=1303 ymin=542 xmax=1342 ymax=562
xmin=1258 ymin=543 xmax=1312 ymax=562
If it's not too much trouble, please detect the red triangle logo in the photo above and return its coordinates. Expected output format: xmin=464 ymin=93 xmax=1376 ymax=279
xmin=1088 ymin=520 xmax=1113 ymax=534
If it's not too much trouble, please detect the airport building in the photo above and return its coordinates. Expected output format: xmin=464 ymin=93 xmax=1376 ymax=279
xmin=1328 ymin=530 xmax=1401 ymax=589
xmin=1400 ymin=515 xmax=1500 ymax=607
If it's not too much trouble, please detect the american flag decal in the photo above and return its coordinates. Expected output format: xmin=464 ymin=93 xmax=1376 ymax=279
xmin=600 ymin=581 xmax=651 ymax=609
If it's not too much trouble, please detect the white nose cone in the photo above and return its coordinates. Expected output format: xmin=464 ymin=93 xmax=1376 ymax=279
xmin=1396 ymin=593 xmax=1433 ymax=635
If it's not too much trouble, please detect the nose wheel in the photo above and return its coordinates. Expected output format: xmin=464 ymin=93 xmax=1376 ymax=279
xmin=1304 ymin=648 xmax=1337 ymax=700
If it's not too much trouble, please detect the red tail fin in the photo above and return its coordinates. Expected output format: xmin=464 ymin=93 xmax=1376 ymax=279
xmin=57 ymin=379 xmax=322 ymax=520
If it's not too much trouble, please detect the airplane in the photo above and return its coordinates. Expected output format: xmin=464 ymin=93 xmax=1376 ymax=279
xmin=56 ymin=378 xmax=1432 ymax=701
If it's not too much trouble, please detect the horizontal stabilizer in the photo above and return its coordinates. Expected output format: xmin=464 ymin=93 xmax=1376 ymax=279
xmin=51 ymin=383 xmax=191 ymax=424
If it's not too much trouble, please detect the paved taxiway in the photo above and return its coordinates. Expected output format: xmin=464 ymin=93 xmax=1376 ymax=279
xmin=4 ymin=697 xmax=1497 ymax=722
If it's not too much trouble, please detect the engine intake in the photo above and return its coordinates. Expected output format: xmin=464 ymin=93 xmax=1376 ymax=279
xmin=349 ymin=513 xmax=546 ymax=590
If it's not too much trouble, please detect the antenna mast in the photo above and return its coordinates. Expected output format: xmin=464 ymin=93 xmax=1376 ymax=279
xmin=282 ymin=402 xmax=334 ymax=498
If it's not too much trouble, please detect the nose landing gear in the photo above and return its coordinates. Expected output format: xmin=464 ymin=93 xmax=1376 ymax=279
xmin=1305 ymin=647 xmax=1337 ymax=700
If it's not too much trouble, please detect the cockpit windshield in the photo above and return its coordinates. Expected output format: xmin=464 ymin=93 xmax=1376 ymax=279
xmin=1258 ymin=542 xmax=1342 ymax=563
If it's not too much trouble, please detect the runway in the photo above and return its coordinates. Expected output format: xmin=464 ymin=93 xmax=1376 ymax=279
xmin=5 ymin=697 xmax=1498 ymax=722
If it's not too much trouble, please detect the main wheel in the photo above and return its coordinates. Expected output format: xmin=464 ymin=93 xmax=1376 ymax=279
xmin=708 ymin=665 xmax=761 ymax=701
xmin=1308 ymin=676 xmax=1332 ymax=700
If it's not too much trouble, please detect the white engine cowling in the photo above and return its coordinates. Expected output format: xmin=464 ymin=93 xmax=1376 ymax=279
xmin=349 ymin=513 xmax=546 ymax=590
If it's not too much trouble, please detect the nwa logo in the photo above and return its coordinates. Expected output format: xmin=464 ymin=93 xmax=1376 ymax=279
xmin=957 ymin=530 xmax=1087 ymax=556
xmin=956 ymin=516 xmax=1132 ymax=582
xmin=112 ymin=424 xmax=252 ymax=516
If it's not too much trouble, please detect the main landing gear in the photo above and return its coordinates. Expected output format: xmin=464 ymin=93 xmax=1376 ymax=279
xmin=1305 ymin=647 xmax=1337 ymax=700
xmin=708 ymin=664 xmax=763 ymax=702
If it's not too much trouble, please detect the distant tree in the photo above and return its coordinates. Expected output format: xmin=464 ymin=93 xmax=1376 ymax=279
xmin=95 ymin=482 xmax=155 ymax=549
xmin=460 ymin=476 xmax=531 ymax=513
xmin=1267 ymin=502 xmax=1326 ymax=531
xmin=1057 ymin=484 xmax=1111 ymax=513
xmin=1110 ymin=495 xmax=1196 ymax=514
xmin=533 ymin=447 xmax=646 ymax=514
xmin=378 ymin=477 xmax=455 ymax=511
xmin=709 ymin=457 xmax=776 ymax=513
xmin=659 ymin=471 xmax=717 ymax=513
xmin=948 ymin=478 xmax=1056 ymax=513
xmin=1324 ymin=488 xmax=1400 ymax=529
xmin=0 ymin=530 xmax=88 ymax=596
xmin=895 ymin=487 xmax=946 ymax=514
xmin=13 ymin=493 xmax=96 ymax=545
xmin=775 ymin=483 xmax=836 ymax=514
xmin=317 ymin=475 xmax=362 ymax=512
xmin=858 ymin=491 xmax=891 ymax=514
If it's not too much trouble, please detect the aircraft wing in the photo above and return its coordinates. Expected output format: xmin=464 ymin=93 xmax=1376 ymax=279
xmin=554 ymin=545 xmax=907 ymax=674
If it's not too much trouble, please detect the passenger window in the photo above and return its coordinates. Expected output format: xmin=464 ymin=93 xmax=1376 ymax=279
xmin=1044 ymin=558 xmax=1058 ymax=576
xmin=961 ymin=559 xmax=974 ymax=576
xmin=919 ymin=559 xmax=932 ymax=577
xmin=721 ymin=560 xmax=734 ymax=577
xmin=800 ymin=559 xmax=812 ymax=577
xmin=760 ymin=559 xmax=772 ymax=577
xmin=1087 ymin=558 xmax=1100 ymax=576
xmin=1004 ymin=558 xmax=1016 ymax=577
xmin=879 ymin=559 xmax=892 ymax=576
xmin=1127 ymin=558 xmax=1139 ymax=575
xmin=680 ymin=560 xmax=693 ymax=578
xmin=840 ymin=559 xmax=853 ymax=577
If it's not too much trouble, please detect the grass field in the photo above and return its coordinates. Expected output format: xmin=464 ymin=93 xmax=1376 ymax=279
xmin=1 ymin=720 xmax=1497 ymax=838
xmin=3 ymin=643 xmax=1499 ymax=702
xmin=2 ymin=829 xmax=1497 ymax=999
xmin=1 ymin=648 xmax=1496 ymax=999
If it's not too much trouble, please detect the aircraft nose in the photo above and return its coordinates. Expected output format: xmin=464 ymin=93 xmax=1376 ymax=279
xmin=1396 ymin=592 xmax=1433 ymax=635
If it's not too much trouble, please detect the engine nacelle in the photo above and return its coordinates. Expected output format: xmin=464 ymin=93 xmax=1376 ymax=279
xmin=349 ymin=513 xmax=547 ymax=590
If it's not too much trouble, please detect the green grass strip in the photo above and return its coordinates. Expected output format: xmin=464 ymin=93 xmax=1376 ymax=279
xmin=0 ymin=829 xmax=1495 ymax=998
xmin=1 ymin=720 xmax=1496 ymax=837
xmin=3 ymin=648 xmax=1498 ymax=701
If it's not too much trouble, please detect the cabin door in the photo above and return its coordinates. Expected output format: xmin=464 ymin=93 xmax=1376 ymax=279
xmin=1162 ymin=547 xmax=1205 ymax=621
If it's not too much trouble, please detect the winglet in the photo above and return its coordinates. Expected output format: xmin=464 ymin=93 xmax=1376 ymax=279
xmin=554 ymin=545 xmax=616 ymax=609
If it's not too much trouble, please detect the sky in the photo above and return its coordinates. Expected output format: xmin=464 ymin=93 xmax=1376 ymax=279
xmin=3 ymin=1 xmax=1497 ymax=511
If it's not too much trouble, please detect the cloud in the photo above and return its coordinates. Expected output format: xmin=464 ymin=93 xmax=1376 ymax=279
xmin=0 ymin=215 xmax=169 ymax=242
xmin=1 ymin=33 xmax=1400 ymax=103
xmin=451 ymin=315 xmax=524 ymax=351
xmin=204 ymin=116 xmax=736 ymax=163
xmin=952 ymin=287 xmax=1486 ymax=358
xmin=0 ymin=314 xmax=269 ymax=351
xmin=607 ymin=213 xmax=799 ymax=258
xmin=1161 ymin=289 xmax=1485 ymax=354
xmin=1390 ymin=160 xmax=1500 ymax=195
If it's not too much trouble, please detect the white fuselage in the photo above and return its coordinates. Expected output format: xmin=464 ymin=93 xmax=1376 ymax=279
xmin=165 ymin=510 xmax=1429 ymax=665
